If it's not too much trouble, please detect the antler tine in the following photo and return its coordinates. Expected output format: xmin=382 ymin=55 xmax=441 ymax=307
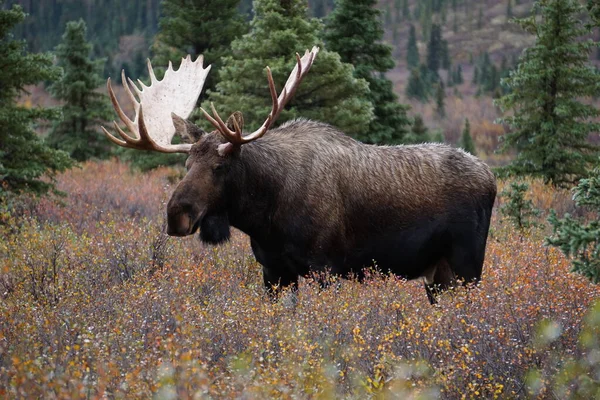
xmin=106 ymin=77 xmax=138 ymax=140
xmin=147 ymin=59 xmax=158 ymax=84
xmin=242 ymin=47 xmax=319 ymax=143
xmin=101 ymin=125 xmax=127 ymax=147
xmin=121 ymin=70 xmax=140 ymax=109
xmin=199 ymin=47 xmax=318 ymax=148
xmin=201 ymin=103 xmax=245 ymax=144
xmin=103 ymin=55 xmax=209 ymax=154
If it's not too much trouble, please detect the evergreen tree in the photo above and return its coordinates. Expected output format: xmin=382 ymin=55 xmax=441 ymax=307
xmin=495 ymin=0 xmax=600 ymax=187
xmin=324 ymin=0 xmax=411 ymax=144
xmin=152 ymin=0 xmax=247 ymax=95
xmin=426 ymin=23 xmax=442 ymax=78
xmin=207 ymin=0 xmax=373 ymax=138
xmin=499 ymin=181 xmax=541 ymax=231
xmin=47 ymin=19 xmax=113 ymax=162
xmin=440 ymin=39 xmax=451 ymax=70
xmin=507 ymin=0 xmax=513 ymax=20
xmin=459 ymin=118 xmax=476 ymax=154
xmin=405 ymin=67 xmax=429 ymax=101
xmin=431 ymin=130 xmax=445 ymax=143
xmin=588 ymin=0 xmax=600 ymax=26
xmin=454 ymin=64 xmax=464 ymax=84
xmin=547 ymin=163 xmax=600 ymax=283
xmin=0 ymin=3 xmax=72 ymax=200
xmin=406 ymin=24 xmax=420 ymax=68
xmin=402 ymin=0 xmax=411 ymax=20
xmin=435 ymin=82 xmax=446 ymax=118
xmin=403 ymin=114 xmax=430 ymax=144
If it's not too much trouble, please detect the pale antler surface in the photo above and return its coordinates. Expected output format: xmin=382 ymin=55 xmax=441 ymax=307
xmin=201 ymin=46 xmax=319 ymax=146
xmin=103 ymin=55 xmax=211 ymax=153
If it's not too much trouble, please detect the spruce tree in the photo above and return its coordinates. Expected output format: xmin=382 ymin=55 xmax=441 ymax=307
xmin=426 ymin=23 xmax=443 ymax=78
xmin=47 ymin=19 xmax=113 ymax=162
xmin=460 ymin=118 xmax=476 ymax=154
xmin=403 ymin=114 xmax=430 ymax=144
xmin=402 ymin=0 xmax=410 ymax=20
xmin=547 ymin=163 xmax=600 ymax=283
xmin=405 ymin=67 xmax=429 ymax=101
xmin=407 ymin=24 xmax=420 ymax=68
xmin=151 ymin=0 xmax=247 ymax=95
xmin=588 ymin=0 xmax=600 ymax=26
xmin=207 ymin=0 xmax=373 ymax=138
xmin=324 ymin=0 xmax=411 ymax=144
xmin=0 ymin=4 xmax=72 ymax=200
xmin=431 ymin=130 xmax=445 ymax=143
xmin=455 ymin=64 xmax=464 ymax=84
xmin=440 ymin=39 xmax=451 ymax=70
xmin=495 ymin=0 xmax=600 ymax=187
xmin=435 ymin=82 xmax=446 ymax=118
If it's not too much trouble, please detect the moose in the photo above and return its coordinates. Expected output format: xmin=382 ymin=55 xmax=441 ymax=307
xmin=103 ymin=47 xmax=497 ymax=303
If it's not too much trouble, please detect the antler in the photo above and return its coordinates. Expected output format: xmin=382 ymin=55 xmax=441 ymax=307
xmin=201 ymin=46 xmax=319 ymax=146
xmin=103 ymin=55 xmax=211 ymax=154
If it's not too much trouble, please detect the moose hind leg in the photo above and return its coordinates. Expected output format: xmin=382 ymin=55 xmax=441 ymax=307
xmin=424 ymin=258 xmax=455 ymax=304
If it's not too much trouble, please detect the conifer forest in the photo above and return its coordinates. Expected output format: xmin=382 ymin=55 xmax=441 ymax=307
xmin=2 ymin=0 xmax=600 ymax=398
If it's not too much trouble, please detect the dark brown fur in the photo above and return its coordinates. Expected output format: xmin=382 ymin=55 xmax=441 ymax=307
xmin=167 ymin=118 xmax=497 ymax=303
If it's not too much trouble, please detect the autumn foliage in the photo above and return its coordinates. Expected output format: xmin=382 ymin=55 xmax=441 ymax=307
xmin=1 ymin=161 xmax=599 ymax=399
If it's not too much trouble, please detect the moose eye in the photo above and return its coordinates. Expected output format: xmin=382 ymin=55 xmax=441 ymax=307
xmin=212 ymin=164 xmax=224 ymax=173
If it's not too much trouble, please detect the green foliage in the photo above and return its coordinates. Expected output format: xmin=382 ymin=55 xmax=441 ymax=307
xmin=7 ymin=0 xmax=161 ymax=77
xmin=527 ymin=302 xmax=600 ymax=398
xmin=46 ymin=19 xmax=113 ymax=162
xmin=324 ymin=0 xmax=410 ymax=144
xmin=405 ymin=64 xmax=433 ymax=102
xmin=589 ymin=0 xmax=600 ymax=26
xmin=499 ymin=181 xmax=541 ymax=231
xmin=547 ymin=164 xmax=600 ymax=283
xmin=426 ymin=23 xmax=443 ymax=77
xmin=434 ymin=82 xmax=446 ymax=118
xmin=454 ymin=64 xmax=464 ymax=84
xmin=495 ymin=0 xmax=600 ymax=187
xmin=0 ymin=3 xmax=73 ymax=200
xmin=402 ymin=114 xmax=430 ymax=144
xmin=459 ymin=118 xmax=476 ymax=155
xmin=406 ymin=24 xmax=419 ymax=68
xmin=431 ymin=129 xmax=445 ymax=143
xmin=206 ymin=0 xmax=373 ymax=138
xmin=472 ymin=52 xmax=507 ymax=95
xmin=151 ymin=0 xmax=247 ymax=95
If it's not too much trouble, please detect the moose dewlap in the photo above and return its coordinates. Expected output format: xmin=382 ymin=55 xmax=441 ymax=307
xmin=103 ymin=48 xmax=497 ymax=304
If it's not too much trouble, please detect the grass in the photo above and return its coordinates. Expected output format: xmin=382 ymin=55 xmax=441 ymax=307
xmin=1 ymin=160 xmax=599 ymax=399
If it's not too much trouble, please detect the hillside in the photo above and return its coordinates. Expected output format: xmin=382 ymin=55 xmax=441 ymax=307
xmin=10 ymin=0 xmax=583 ymax=162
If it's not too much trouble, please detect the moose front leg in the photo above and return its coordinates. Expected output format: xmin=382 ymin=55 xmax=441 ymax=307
xmin=250 ymin=239 xmax=299 ymax=298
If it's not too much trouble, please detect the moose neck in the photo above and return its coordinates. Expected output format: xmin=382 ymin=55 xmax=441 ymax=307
xmin=223 ymin=139 xmax=291 ymax=240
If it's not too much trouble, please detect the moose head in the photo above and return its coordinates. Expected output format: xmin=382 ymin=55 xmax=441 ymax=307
xmin=103 ymin=48 xmax=319 ymax=240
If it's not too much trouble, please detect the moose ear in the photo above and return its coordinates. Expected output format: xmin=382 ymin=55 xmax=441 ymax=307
xmin=225 ymin=111 xmax=244 ymax=132
xmin=171 ymin=113 xmax=205 ymax=143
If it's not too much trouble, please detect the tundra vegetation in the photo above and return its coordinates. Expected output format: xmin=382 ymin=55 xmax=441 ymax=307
xmin=2 ymin=0 xmax=600 ymax=398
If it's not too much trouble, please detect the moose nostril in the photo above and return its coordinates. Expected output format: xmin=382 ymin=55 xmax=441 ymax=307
xmin=167 ymin=212 xmax=191 ymax=236
xmin=166 ymin=203 xmax=195 ymax=236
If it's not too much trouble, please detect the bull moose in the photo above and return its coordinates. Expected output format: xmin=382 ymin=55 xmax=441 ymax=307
xmin=103 ymin=47 xmax=497 ymax=303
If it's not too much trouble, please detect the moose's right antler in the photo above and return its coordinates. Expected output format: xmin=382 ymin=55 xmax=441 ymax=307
xmin=201 ymin=46 xmax=319 ymax=147
xmin=103 ymin=55 xmax=211 ymax=154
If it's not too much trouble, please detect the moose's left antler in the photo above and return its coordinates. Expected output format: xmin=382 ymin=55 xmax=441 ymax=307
xmin=103 ymin=55 xmax=211 ymax=153
xmin=201 ymin=46 xmax=319 ymax=146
